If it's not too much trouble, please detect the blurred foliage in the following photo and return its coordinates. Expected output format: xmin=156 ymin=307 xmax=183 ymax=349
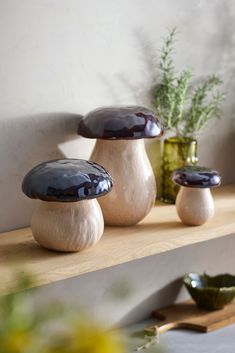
xmin=109 ymin=279 xmax=133 ymax=300
xmin=135 ymin=330 xmax=159 ymax=351
xmin=0 ymin=272 xmax=125 ymax=353
xmin=152 ymin=28 xmax=226 ymax=137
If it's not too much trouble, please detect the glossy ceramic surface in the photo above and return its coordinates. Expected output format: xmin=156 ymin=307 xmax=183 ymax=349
xmin=172 ymin=166 xmax=221 ymax=189
xmin=78 ymin=106 xmax=163 ymax=139
xmin=184 ymin=273 xmax=235 ymax=310
xmin=22 ymin=159 xmax=113 ymax=202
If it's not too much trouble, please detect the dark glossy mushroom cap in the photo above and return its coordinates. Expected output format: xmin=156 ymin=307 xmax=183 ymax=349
xmin=77 ymin=106 xmax=163 ymax=140
xmin=22 ymin=159 xmax=113 ymax=202
xmin=172 ymin=166 xmax=221 ymax=188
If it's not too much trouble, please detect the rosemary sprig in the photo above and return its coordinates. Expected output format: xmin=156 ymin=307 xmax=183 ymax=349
xmin=153 ymin=28 xmax=176 ymax=129
xmin=135 ymin=327 xmax=159 ymax=351
xmin=183 ymin=76 xmax=225 ymax=136
xmin=152 ymin=29 xmax=225 ymax=138
xmin=172 ymin=68 xmax=192 ymax=135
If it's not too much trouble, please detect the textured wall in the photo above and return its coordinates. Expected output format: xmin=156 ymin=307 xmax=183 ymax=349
xmin=0 ymin=0 xmax=235 ymax=232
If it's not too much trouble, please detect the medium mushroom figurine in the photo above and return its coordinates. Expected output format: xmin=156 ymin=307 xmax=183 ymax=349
xmin=172 ymin=166 xmax=221 ymax=226
xmin=22 ymin=159 xmax=112 ymax=251
xmin=78 ymin=106 xmax=163 ymax=226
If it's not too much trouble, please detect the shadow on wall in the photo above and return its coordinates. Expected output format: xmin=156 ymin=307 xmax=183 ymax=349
xmin=98 ymin=29 xmax=157 ymax=106
xmin=117 ymin=277 xmax=183 ymax=326
xmin=198 ymin=122 xmax=235 ymax=184
xmin=130 ymin=24 xmax=235 ymax=184
xmin=207 ymin=0 xmax=235 ymax=88
xmin=196 ymin=0 xmax=235 ymax=183
xmin=117 ymin=30 xmax=156 ymax=106
xmin=0 ymin=112 xmax=82 ymax=232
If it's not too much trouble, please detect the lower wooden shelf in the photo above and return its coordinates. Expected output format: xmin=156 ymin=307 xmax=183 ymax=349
xmin=0 ymin=185 xmax=235 ymax=293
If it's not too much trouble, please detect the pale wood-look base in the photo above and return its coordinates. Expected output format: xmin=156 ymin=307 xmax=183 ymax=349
xmin=0 ymin=185 xmax=234 ymax=294
xmin=145 ymin=300 xmax=235 ymax=334
xmin=176 ymin=187 xmax=214 ymax=226
xmin=31 ymin=199 xmax=104 ymax=252
xmin=90 ymin=139 xmax=156 ymax=226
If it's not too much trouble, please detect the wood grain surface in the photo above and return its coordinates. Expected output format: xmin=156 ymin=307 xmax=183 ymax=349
xmin=145 ymin=299 xmax=235 ymax=334
xmin=0 ymin=185 xmax=234 ymax=293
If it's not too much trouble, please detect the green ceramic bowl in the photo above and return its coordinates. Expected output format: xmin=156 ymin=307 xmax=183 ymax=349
xmin=184 ymin=273 xmax=235 ymax=310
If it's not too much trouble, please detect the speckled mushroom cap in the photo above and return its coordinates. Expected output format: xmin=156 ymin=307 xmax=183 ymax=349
xmin=172 ymin=166 xmax=221 ymax=189
xmin=22 ymin=159 xmax=113 ymax=202
xmin=77 ymin=106 xmax=163 ymax=139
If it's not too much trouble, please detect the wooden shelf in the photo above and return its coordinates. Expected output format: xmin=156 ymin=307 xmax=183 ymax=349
xmin=1 ymin=185 xmax=235 ymax=293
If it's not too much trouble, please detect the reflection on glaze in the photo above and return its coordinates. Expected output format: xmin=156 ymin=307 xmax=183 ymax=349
xmin=184 ymin=273 xmax=235 ymax=310
xmin=172 ymin=166 xmax=221 ymax=188
xmin=78 ymin=106 xmax=163 ymax=139
xmin=22 ymin=159 xmax=113 ymax=202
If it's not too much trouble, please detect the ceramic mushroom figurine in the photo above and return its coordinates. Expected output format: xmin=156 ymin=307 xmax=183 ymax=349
xmin=172 ymin=166 xmax=221 ymax=226
xmin=78 ymin=106 xmax=163 ymax=226
xmin=22 ymin=159 xmax=112 ymax=251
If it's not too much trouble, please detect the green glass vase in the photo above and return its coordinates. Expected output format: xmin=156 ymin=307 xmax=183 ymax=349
xmin=161 ymin=137 xmax=198 ymax=204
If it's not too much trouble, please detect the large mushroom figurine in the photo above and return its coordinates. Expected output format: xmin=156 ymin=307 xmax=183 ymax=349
xmin=172 ymin=166 xmax=221 ymax=226
xmin=22 ymin=159 xmax=112 ymax=251
xmin=78 ymin=106 xmax=163 ymax=226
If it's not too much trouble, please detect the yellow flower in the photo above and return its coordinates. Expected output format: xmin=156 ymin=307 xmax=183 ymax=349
xmin=67 ymin=323 xmax=125 ymax=353
xmin=2 ymin=330 xmax=31 ymax=353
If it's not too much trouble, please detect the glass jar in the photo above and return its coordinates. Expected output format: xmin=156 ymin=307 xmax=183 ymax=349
xmin=161 ymin=137 xmax=198 ymax=204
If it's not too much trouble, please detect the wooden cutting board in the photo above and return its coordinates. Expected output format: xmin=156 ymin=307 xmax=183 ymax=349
xmin=145 ymin=300 xmax=235 ymax=334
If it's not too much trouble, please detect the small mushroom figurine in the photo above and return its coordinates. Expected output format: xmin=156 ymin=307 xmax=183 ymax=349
xmin=22 ymin=159 xmax=112 ymax=251
xmin=172 ymin=166 xmax=221 ymax=226
xmin=78 ymin=106 xmax=163 ymax=226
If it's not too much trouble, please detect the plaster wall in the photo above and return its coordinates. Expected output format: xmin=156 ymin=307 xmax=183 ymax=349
xmin=0 ymin=0 xmax=235 ymax=232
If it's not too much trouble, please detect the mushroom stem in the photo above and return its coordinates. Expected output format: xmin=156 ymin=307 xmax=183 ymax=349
xmin=31 ymin=199 xmax=104 ymax=251
xmin=176 ymin=186 xmax=214 ymax=226
xmin=90 ymin=139 xmax=156 ymax=226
